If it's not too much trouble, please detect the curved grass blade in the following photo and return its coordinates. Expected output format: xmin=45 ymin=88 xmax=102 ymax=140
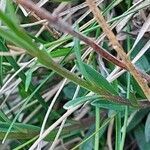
xmin=91 ymin=99 xmax=126 ymax=111
xmin=73 ymin=34 xmax=118 ymax=95
xmin=63 ymin=95 xmax=100 ymax=110
xmin=0 ymin=39 xmax=48 ymax=109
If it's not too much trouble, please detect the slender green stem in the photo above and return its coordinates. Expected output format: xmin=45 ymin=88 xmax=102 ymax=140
xmin=115 ymin=113 xmax=121 ymax=150
xmin=120 ymin=45 xmax=131 ymax=150
xmin=114 ymin=80 xmax=121 ymax=150
xmin=37 ymin=50 xmax=92 ymax=91
xmin=120 ymin=66 xmax=131 ymax=150
xmin=72 ymin=113 xmax=116 ymax=150
xmin=13 ymin=136 xmax=38 ymax=150
xmin=119 ymin=3 xmax=131 ymax=147
xmin=120 ymin=106 xmax=128 ymax=150
xmin=0 ymin=55 xmax=2 ymax=86
xmin=1 ymin=0 xmax=149 ymax=108
xmin=95 ymin=107 xmax=100 ymax=150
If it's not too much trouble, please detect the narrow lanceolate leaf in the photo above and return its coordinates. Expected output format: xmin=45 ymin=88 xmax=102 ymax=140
xmin=76 ymin=61 xmax=118 ymax=95
xmin=91 ymin=99 xmax=126 ymax=111
xmin=0 ymin=9 xmax=93 ymax=97
xmin=0 ymin=10 xmax=39 ymax=55
xmin=86 ymin=0 xmax=150 ymax=100
xmin=145 ymin=112 xmax=150 ymax=142
xmin=5 ymin=0 xmax=19 ymax=25
xmin=63 ymin=95 xmax=100 ymax=110
xmin=134 ymin=125 xmax=150 ymax=150
xmin=0 ymin=122 xmax=40 ymax=140
xmin=25 ymin=69 xmax=33 ymax=92
xmin=0 ymin=39 xmax=48 ymax=109
xmin=127 ymin=109 xmax=149 ymax=132
xmin=0 ymin=111 xmax=10 ymax=122
xmin=73 ymin=35 xmax=117 ymax=95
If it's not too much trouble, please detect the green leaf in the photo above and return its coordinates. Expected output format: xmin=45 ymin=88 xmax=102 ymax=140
xmin=50 ymin=48 xmax=72 ymax=58
xmin=127 ymin=109 xmax=149 ymax=132
xmin=25 ymin=69 xmax=33 ymax=92
xmin=145 ymin=112 xmax=150 ymax=142
xmin=136 ymin=55 xmax=150 ymax=72
xmin=0 ymin=111 xmax=25 ymax=134
xmin=0 ymin=122 xmax=40 ymax=140
xmin=131 ymin=76 xmax=146 ymax=98
xmin=0 ymin=111 xmax=10 ymax=122
xmin=129 ymin=91 xmax=139 ymax=107
xmin=76 ymin=62 xmax=118 ymax=95
xmin=0 ymin=27 xmax=37 ymax=57
xmin=25 ymin=62 xmax=37 ymax=92
xmin=63 ymin=95 xmax=99 ymax=110
xmin=6 ymin=0 xmax=19 ymax=25
xmin=0 ymin=121 xmax=57 ymax=141
xmin=134 ymin=125 xmax=150 ymax=150
xmin=63 ymin=83 xmax=87 ymax=99
xmin=0 ymin=39 xmax=48 ymax=109
xmin=0 ymin=10 xmax=39 ymax=55
xmin=45 ymin=35 xmax=71 ymax=48
xmin=91 ymin=99 xmax=126 ymax=111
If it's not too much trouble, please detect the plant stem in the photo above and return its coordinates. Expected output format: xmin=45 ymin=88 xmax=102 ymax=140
xmin=95 ymin=106 xmax=100 ymax=150
xmin=86 ymin=0 xmax=150 ymax=100
xmin=17 ymin=0 xmax=127 ymax=70
xmin=120 ymin=12 xmax=131 ymax=148
xmin=115 ymin=113 xmax=121 ymax=150
xmin=9 ymin=0 xmax=150 ymax=108
xmin=113 ymin=80 xmax=121 ymax=150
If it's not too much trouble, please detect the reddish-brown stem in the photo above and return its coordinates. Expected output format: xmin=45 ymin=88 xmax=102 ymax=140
xmin=86 ymin=0 xmax=150 ymax=100
xmin=17 ymin=0 xmax=150 ymax=83
xmin=16 ymin=0 xmax=126 ymax=69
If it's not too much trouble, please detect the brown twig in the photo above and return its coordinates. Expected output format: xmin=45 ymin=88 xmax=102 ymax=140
xmin=30 ymin=12 xmax=61 ymax=39
xmin=17 ymin=0 xmax=150 ymax=84
xmin=16 ymin=0 xmax=126 ymax=68
xmin=14 ymin=0 xmax=149 ymax=105
xmin=86 ymin=0 xmax=150 ymax=100
xmin=16 ymin=0 xmax=150 ymax=84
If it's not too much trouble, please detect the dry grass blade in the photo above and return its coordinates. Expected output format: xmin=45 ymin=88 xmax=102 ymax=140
xmin=128 ymin=14 xmax=150 ymax=55
xmin=29 ymin=105 xmax=81 ymax=150
xmin=0 ymin=51 xmax=24 ymax=56
xmin=86 ymin=0 xmax=150 ymax=100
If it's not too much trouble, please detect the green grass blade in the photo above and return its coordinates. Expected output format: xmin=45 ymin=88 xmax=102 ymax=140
xmin=63 ymin=95 xmax=100 ymax=110
xmin=0 ymin=39 xmax=48 ymax=108
xmin=76 ymin=62 xmax=118 ymax=95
